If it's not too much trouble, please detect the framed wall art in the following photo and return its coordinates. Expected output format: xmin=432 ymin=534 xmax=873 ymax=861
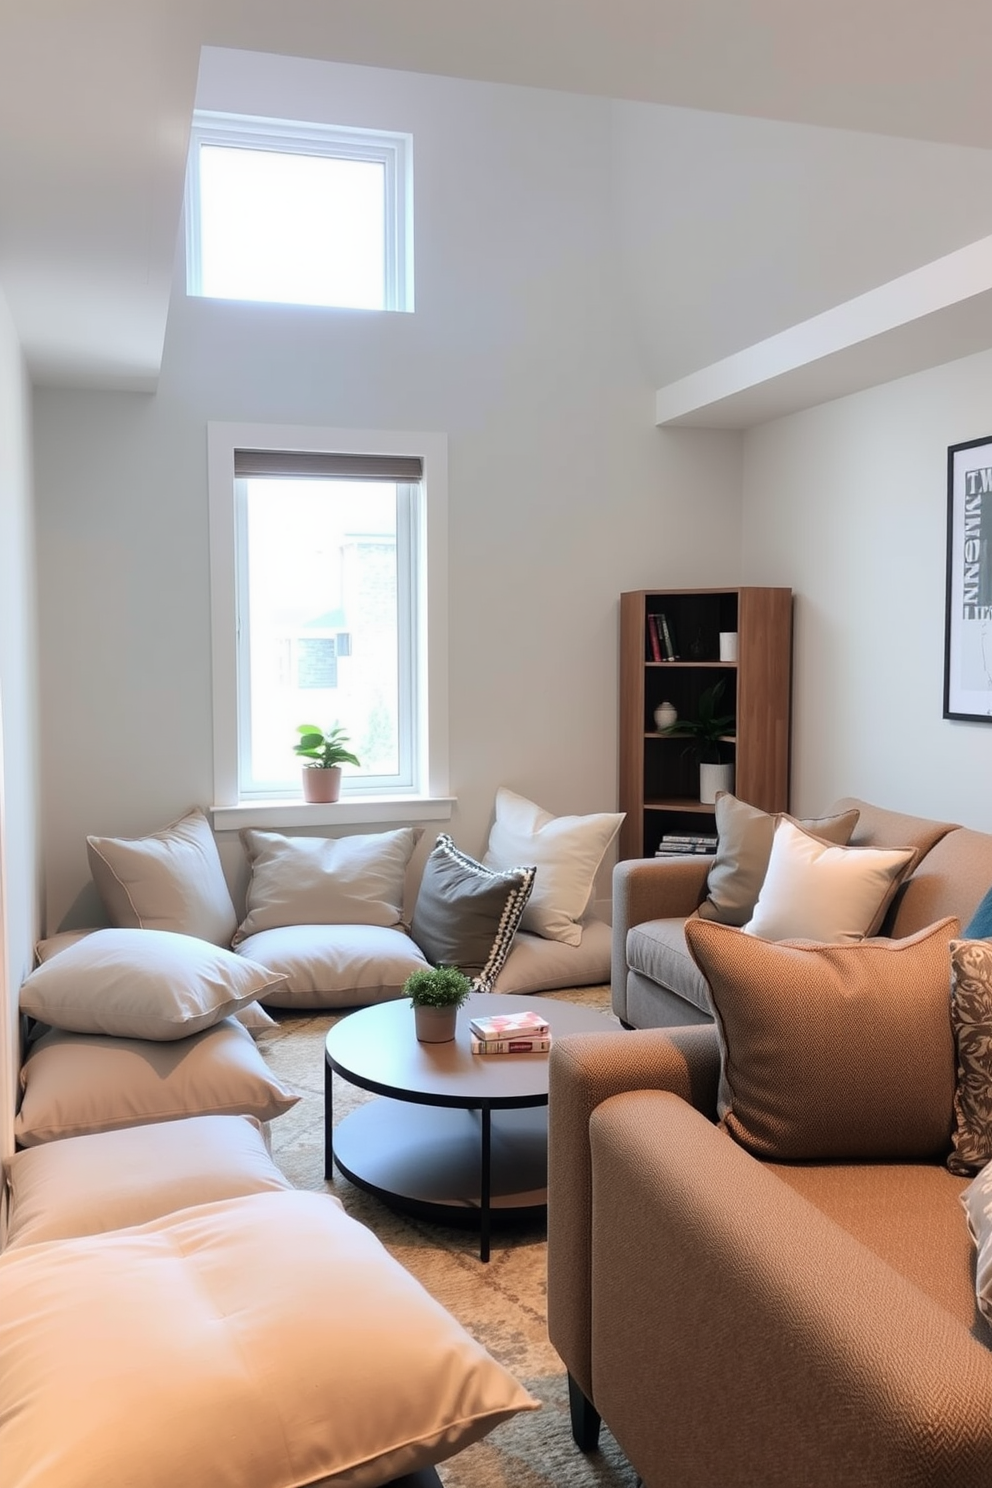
xmin=945 ymin=435 xmax=992 ymax=721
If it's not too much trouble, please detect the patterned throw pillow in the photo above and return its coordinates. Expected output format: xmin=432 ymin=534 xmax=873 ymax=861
xmin=410 ymin=834 xmax=536 ymax=990
xmin=948 ymin=938 xmax=992 ymax=1175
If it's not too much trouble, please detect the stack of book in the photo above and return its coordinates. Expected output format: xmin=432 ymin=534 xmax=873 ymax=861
xmin=469 ymin=1008 xmax=551 ymax=1055
xmin=655 ymin=833 xmax=718 ymax=856
xmin=646 ymin=612 xmax=679 ymax=662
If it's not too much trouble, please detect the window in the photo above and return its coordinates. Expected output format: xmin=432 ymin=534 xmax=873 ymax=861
xmin=186 ymin=111 xmax=413 ymax=311
xmin=208 ymin=425 xmax=450 ymax=827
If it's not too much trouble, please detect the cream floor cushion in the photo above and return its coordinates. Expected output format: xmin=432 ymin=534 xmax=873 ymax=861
xmin=2 ymin=1114 xmax=292 ymax=1250
xmin=0 ymin=1190 xmax=538 ymax=1488
xmin=492 ymin=918 xmax=611 ymax=994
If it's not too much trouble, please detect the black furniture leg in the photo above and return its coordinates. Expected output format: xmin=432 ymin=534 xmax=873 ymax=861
xmin=384 ymin=1468 xmax=443 ymax=1487
xmin=479 ymin=1106 xmax=492 ymax=1263
xmin=568 ymin=1372 xmax=601 ymax=1451
xmin=323 ymin=1056 xmax=334 ymax=1180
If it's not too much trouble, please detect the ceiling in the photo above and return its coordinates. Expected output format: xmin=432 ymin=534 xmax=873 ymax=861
xmin=3 ymin=0 xmax=992 ymax=392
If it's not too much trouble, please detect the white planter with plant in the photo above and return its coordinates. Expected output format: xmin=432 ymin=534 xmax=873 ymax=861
xmin=659 ymin=680 xmax=735 ymax=804
xmin=294 ymin=724 xmax=361 ymax=803
xmin=403 ymin=966 xmax=473 ymax=1043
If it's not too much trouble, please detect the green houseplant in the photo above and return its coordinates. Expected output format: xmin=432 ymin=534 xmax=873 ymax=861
xmin=660 ymin=680 xmax=736 ymax=803
xmin=294 ymin=723 xmax=361 ymax=803
xmin=403 ymin=965 xmax=473 ymax=1043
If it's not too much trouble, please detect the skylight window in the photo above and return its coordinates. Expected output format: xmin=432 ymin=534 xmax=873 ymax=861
xmin=186 ymin=111 xmax=413 ymax=312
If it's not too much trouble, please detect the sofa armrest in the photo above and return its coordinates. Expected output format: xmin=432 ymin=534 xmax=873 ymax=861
xmin=611 ymin=855 xmax=712 ymax=1023
xmin=546 ymin=1024 xmax=720 ymax=1409
xmin=590 ymin=1091 xmax=992 ymax=1487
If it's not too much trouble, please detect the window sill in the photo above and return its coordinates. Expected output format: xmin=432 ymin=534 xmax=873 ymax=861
xmin=209 ymin=795 xmax=456 ymax=834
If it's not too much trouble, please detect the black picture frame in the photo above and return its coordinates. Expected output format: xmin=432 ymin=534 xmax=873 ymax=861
xmin=945 ymin=435 xmax=992 ymax=721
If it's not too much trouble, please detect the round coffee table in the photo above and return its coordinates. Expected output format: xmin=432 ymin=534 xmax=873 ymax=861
xmin=324 ymin=992 xmax=608 ymax=1260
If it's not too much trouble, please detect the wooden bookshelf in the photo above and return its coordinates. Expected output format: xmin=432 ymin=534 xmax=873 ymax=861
xmin=618 ymin=587 xmax=793 ymax=859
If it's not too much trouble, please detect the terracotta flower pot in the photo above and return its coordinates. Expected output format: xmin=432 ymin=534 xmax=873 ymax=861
xmin=414 ymin=1004 xmax=459 ymax=1043
xmin=302 ymin=766 xmax=342 ymax=803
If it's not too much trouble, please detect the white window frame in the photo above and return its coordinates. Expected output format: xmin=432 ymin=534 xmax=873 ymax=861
xmin=186 ymin=110 xmax=414 ymax=312
xmin=207 ymin=423 xmax=451 ymax=832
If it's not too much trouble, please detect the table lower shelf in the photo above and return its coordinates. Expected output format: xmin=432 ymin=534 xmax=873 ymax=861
xmin=331 ymin=1097 xmax=549 ymax=1228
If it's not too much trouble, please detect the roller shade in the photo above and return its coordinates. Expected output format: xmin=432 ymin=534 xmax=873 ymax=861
xmin=234 ymin=450 xmax=423 ymax=481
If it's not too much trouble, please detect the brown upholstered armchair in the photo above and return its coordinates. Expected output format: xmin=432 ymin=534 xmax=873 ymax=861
xmin=547 ymin=945 xmax=992 ymax=1487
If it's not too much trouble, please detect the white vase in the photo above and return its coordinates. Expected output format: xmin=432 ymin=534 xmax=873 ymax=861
xmin=699 ymin=762 xmax=734 ymax=805
xmin=654 ymin=701 xmax=678 ymax=731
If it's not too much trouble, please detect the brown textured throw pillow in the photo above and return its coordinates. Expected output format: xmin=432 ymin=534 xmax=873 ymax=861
xmin=697 ymin=793 xmax=860 ymax=927
xmin=948 ymin=938 xmax=992 ymax=1175
xmin=684 ymin=915 xmax=959 ymax=1162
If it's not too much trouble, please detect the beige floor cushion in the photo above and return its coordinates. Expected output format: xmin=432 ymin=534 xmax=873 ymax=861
xmin=237 ymin=923 xmax=431 ymax=1009
xmin=14 ymin=1018 xmax=299 ymax=1146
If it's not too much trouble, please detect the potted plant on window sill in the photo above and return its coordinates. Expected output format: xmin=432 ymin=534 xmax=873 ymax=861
xmin=294 ymin=724 xmax=361 ymax=804
xmin=659 ymin=680 xmax=736 ymax=804
xmin=403 ymin=965 xmax=473 ymax=1043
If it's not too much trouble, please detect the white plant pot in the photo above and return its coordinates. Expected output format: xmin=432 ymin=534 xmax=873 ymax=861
xmin=413 ymin=1004 xmax=459 ymax=1043
xmin=699 ymin=762 xmax=734 ymax=805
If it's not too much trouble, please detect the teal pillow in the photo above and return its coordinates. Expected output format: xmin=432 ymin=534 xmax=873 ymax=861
xmin=964 ymin=885 xmax=992 ymax=939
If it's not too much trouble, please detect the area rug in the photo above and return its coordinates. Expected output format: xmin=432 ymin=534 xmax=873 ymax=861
xmin=259 ymin=986 xmax=640 ymax=1488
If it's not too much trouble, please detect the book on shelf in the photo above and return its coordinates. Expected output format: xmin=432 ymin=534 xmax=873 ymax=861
xmin=661 ymin=833 xmax=718 ymax=846
xmin=655 ymin=841 xmax=717 ymax=856
xmin=469 ymin=1009 xmax=551 ymax=1042
xmin=470 ymin=1035 xmax=552 ymax=1055
xmin=647 ymin=613 xmax=663 ymax=662
xmin=658 ymin=612 xmax=679 ymax=660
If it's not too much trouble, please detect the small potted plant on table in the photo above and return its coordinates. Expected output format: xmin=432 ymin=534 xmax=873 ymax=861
xmin=294 ymin=723 xmax=361 ymax=803
xmin=403 ymin=965 xmax=473 ymax=1043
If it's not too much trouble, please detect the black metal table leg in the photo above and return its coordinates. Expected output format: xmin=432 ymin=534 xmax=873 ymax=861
xmin=479 ymin=1106 xmax=492 ymax=1262
xmin=323 ymin=1055 xmax=334 ymax=1180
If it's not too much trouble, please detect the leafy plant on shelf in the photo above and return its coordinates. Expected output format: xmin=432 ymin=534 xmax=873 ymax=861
xmin=403 ymin=966 xmax=473 ymax=1008
xmin=659 ymin=679 xmax=735 ymax=764
xmin=293 ymin=723 xmax=361 ymax=771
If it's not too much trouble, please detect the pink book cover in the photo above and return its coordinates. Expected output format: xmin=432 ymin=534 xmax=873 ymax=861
xmin=469 ymin=1009 xmax=551 ymax=1041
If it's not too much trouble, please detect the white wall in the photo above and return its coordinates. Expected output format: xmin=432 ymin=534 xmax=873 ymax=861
xmin=0 ymin=281 xmax=40 ymax=1160
xmin=742 ymin=349 xmax=992 ymax=828
xmin=33 ymin=57 xmax=743 ymax=932
xmin=610 ymin=98 xmax=992 ymax=387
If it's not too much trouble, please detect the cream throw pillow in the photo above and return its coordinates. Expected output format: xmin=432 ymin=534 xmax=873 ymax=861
xmin=87 ymin=807 xmax=237 ymax=947
xmin=483 ymin=787 xmax=623 ymax=946
xmin=0 ymin=1191 xmax=539 ymax=1488
xmin=743 ymin=818 xmax=917 ymax=943
xmin=4 ymin=1115 xmax=293 ymax=1250
xmin=234 ymin=826 xmax=419 ymax=944
xmin=698 ymin=793 xmax=860 ymax=926
xmin=18 ymin=927 xmax=286 ymax=1040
